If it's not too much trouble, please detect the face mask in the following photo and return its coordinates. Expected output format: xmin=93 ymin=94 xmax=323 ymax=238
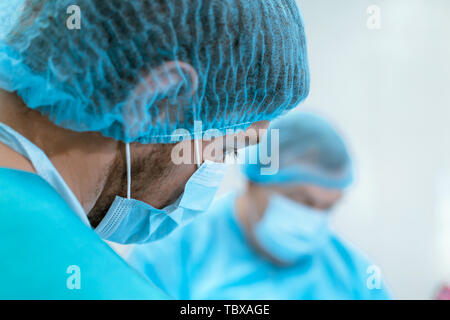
xmin=95 ymin=142 xmax=228 ymax=244
xmin=0 ymin=123 xmax=90 ymax=226
xmin=253 ymin=194 xmax=330 ymax=265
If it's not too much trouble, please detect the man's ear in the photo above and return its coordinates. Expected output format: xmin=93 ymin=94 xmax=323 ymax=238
xmin=123 ymin=61 xmax=198 ymax=140
xmin=134 ymin=61 xmax=198 ymax=100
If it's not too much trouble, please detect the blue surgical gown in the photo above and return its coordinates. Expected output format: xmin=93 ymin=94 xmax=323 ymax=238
xmin=128 ymin=193 xmax=391 ymax=300
xmin=0 ymin=168 xmax=168 ymax=299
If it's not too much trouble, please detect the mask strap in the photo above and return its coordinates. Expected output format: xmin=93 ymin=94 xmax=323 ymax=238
xmin=192 ymin=104 xmax=202 ymax=169
xmin=194 ymin=139 xmax=202 ymax=168
xmin=125 ymin=143 xmax=131 ymax=199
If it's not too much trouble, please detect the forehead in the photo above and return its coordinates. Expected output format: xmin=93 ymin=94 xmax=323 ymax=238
xmin=271 ymin=184 xmax=342 ymax=202
xmin=247 ymin=120 xmax=270 ymax=132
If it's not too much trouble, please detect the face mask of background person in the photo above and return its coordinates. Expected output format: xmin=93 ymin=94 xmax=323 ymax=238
xmin=0 ymin=0 xmax=309 ymax=229
xmin=236 ymin=181 xmax=343 ymax=265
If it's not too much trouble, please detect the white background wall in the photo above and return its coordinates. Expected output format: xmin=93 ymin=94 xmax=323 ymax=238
xmin=219 ymin=0 xmax=450 ymax=299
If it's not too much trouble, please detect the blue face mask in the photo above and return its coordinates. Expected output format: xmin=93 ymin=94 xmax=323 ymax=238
xmin=95 ymin=143 xmax=228 ymax=244
xmin=253 ymin=194 xmax=330 ymax=265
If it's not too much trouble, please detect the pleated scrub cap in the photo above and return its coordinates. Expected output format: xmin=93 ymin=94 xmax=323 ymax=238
xmin=0 ymin=0 xmax=309 ymax=143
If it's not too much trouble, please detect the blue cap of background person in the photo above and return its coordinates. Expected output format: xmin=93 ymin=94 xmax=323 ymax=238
xmin=242 ymin=112 xmax=354 ymax=189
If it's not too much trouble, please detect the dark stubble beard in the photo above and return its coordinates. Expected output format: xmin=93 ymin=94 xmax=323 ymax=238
xmin=87 ymin=144 xmax=177 ymax=228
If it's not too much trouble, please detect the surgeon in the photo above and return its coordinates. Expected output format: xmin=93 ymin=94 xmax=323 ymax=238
xmin=128 ymin=112 xmax=391 ymax=300
xmin=0 ymin=0 xmax=310 ymax=299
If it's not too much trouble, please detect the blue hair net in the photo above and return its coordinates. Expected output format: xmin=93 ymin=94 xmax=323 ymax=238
xmin=0 ymin=0 xmax=309 ymax=144
xmin=242 ymin=112 xmax=354 ymax=189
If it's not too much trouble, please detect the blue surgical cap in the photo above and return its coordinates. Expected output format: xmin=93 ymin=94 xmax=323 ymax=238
xmin=243 ymin=112 xmax=354 ymax=189
xmin=0 ymin=0 xmax=310 ymax=144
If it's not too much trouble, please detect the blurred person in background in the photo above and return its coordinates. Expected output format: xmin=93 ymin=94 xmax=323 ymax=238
xmin=436 ymin=285 xmax=450 ymax=300
xmin=128 ymin=112 xmax=391 ymax=300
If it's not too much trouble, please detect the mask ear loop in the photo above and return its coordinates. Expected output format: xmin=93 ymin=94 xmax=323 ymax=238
xmin=125 ymin=143 xmax=132 ymax=199
xmin=194 ymin=139 xmax=202 ymax=169
xmin=192 ymin=104 xmax=202 ymax=169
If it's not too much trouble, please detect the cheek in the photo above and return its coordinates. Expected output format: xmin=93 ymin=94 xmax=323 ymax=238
xmin=156 ymin=164 xmax=198 ymax=207
xmin=169 ymin=164 xmax=197 ymax=191
xmin=326 ymin=191 xmax=343 ymax=207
